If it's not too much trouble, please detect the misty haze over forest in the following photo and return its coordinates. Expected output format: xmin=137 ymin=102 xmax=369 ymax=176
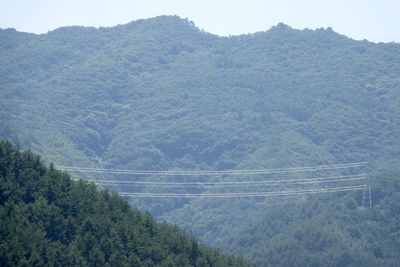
xmin=1 ymin=16 xmax=400 ymax=266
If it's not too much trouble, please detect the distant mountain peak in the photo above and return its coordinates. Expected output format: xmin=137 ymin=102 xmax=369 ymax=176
xmin=272 ymin=22 xmax=292 ymax=30
xmin=122 ymin=15 xmax=199 ymax=31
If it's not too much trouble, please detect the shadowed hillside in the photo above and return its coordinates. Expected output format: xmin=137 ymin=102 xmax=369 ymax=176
xmin=0 ymin=141 xmax=250 ymax=266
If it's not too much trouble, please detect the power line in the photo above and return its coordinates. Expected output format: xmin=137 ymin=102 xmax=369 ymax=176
xmin=58 ymin=162 xmax=367 ymax=176
xmin=117 ymin=185 xmax=365 ymax=198
xmin=65 ymin=162 xmax=367 ymax=200
xmin=87 ymin=174 xmax=366 ymax=187
xmin=59 ymin=162 xmax=367 ymax=174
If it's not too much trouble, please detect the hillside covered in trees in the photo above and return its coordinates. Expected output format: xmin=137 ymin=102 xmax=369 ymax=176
xmin=222 ymin=171 xmax=400 ymax=266
xmin=0 ymin=141 xmax=250 ymax=266
xmin=1 ymin=16 xmax=400 ymax=265
xmin=2 ymin=16 xmax=399 ymax=172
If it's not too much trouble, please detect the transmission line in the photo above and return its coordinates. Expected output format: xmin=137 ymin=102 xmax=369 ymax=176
xmin=87 ymin=174 xmax=366 ymax=188
xmin=117 ymin=185 xmax=365 ymax=198
xmin=58 ymin=162 xmax=366 ymax=176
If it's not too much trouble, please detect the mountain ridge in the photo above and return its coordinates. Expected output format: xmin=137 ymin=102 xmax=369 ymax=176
xmin=2 ymin=15 xmax=400 ymax=265
xmin=3 ymin=15 xmax=392 ymax=45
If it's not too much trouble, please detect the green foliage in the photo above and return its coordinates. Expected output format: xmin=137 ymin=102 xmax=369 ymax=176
xmin=2 ymin=16 xmax=399 ymax=172
xmin=1 ymin=16 xmax=400 ymax=265
xmin=221 ymin=172 xmax=400 ymax=266
xmin=0 ymin=141 xmax=250 ymax=266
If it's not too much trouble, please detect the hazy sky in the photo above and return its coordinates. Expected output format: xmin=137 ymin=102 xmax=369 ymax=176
xmin=1 ymin=0 xmax=399 ymax=43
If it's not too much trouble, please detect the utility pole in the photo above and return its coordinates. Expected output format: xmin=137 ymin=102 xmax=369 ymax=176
xmin=368 ymin=177 xmax=372 ymax=209
xmin=362 ymin=184 xmax=366 ymax=208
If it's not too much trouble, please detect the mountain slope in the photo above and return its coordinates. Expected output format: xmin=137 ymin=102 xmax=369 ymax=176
xmin=0 ymin=141 xmax=250 ymax=266
xmin=1 ymin=15 xmax=400 ymax=262
xmin=221 ymin=172 xmax=400 ymax=266
xmin=1 ymin=16 xmax=399 ymax=170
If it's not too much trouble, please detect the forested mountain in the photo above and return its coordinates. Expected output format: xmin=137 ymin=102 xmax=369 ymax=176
xmin=0 ymin=141 xmax=250 ymax=266
xmin=2 ymin=16 xmax=399 ymax=170
xmin=222 ymin=172 xmax=400 ymax=266
xmin=1 ymin=15 xmax=400 ymax=265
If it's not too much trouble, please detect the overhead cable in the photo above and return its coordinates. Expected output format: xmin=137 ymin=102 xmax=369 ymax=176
xmin=87 ymin=174 xmax=366 ymax=187
xmin=58 ymin=162 xmax=367 ymax=176
xmin=117 ymin=185 xmax=365 ymax=198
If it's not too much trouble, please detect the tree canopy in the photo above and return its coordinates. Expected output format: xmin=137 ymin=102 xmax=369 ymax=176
xmin=0 ymin=141 xmax=250 ymax=266
xmin=1 ymin=16 xmax=400 ymax=266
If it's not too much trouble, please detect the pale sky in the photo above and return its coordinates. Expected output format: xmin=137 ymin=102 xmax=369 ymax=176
xmin=0 ymin=0 xmax=399 ymax=43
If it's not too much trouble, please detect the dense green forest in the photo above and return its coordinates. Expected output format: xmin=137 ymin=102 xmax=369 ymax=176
xmin=0 ymin=141 xmax=250 ymax=266
xmin=222 ymin=172 xmax=400 ymax=266
xmin=1 ymin=15 xmax=400 ymax=265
